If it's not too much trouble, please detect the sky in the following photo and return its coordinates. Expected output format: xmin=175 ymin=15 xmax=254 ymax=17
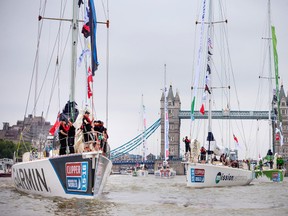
xmin=0 ymin=0 xmax=288 ymax=159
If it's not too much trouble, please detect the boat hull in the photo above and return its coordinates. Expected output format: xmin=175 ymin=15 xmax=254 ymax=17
xmin=12 ymin=152 xmax=112 ymax=199
xmin=133 ymin=170 xmax=148 ymax=177
xmin=184 ymin=163 xmax=253 ymax=187
xmin=0 ymin=173 xmax=11 ymax=177
xmin=254 ymin=169 xmax=285 ymax=182
xmin=154 ymin=168 xmax=176 ymax=179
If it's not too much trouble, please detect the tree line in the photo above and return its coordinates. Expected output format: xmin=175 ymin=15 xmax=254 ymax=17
xmin=0 ymin=139 xmax=32 ymax=159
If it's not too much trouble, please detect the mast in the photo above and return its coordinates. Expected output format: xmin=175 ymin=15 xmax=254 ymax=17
xmin=105 ymin=0 xmax=110 ymax=129
xmin=164 ymin=64 xmax=169 ymax=161
xmin=267 ymin=0 xmax=273 ymax=152
xmin=70 ymin=0 xmax=79 ymax=119
xmin=206 ymin=0 xmax=214 ymax=161
xmin=141 ymin=94 xmax=146 ymax=162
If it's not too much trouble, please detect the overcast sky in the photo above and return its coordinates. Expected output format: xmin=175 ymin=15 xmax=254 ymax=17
xmin=1 ymin=0 xmax=288 ymax=159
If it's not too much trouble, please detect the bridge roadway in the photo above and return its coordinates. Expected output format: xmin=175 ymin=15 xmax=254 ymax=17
xmin=179 ymin=110 xmax=274 ymax=120
xmin=112 ymin=159 xmax=186 ymax=174
xmin=113 ymin=160 xmax=155 ymax=166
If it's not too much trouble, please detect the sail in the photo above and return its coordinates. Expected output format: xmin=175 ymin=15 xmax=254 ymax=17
xmin=190 ymin=0 xmax=207 ymax=121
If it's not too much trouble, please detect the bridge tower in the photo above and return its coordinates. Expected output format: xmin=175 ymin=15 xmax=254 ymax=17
xmin=275 ymin=85 xmax=288 ymax=158
xmin=160 ymin=85 xmax=181 ymax=159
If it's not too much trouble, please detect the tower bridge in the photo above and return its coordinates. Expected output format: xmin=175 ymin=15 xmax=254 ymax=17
xmin=112 ymin=85 xmax=287 ymax=166
xmin=179 ymin=110 xmax=272 ymax=120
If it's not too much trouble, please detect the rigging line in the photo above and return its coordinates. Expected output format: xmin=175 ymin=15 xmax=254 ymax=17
xmin=44 ymin=0 xmax=66 ymax=122
xmin=105 ymin=0 xmax=110 ymax=129
xmin=209 ymin=2 xmax=245 ymax=153
xmin=21 ymin=1 xmax=49 ymax=141
xmin=24 ymin=1 xmax=47 ymax=127
xmin=254 ymin=40 xmax=269 ymax=111
xmin=43 ymin=23 xmax=72 ymax=122
xmin=190 ymin=0 xmax=203 ymax=140
xmin=249 ymin=40 xmax=270 ymax=154
xmin=101 ymin=0 xmax=108 ymax=20
xmin=221 ymin=16 xmax=248 ymax=153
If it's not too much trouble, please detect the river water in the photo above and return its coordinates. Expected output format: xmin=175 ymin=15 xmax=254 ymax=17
xmin=0 ymin=175 xmax=287 ymax=216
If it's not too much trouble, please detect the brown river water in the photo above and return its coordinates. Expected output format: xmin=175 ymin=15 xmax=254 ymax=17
xmin=0 ymin=175 xmax=287 ymax=216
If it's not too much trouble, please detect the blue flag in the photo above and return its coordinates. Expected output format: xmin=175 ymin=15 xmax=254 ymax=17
xmin=88 ymin=0 xmax=99 ymax=75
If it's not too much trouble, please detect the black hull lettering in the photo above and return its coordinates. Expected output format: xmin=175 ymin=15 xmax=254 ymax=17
xmin=13 ymin=168 xmax=49 ymax=192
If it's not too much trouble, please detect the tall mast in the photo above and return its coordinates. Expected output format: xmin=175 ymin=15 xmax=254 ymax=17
xmin=207 ymin=0 xmax=214 ymax=159
xmin=267 ymin=0 xmax=273 ymax=152
xmin=164 ymin=64 xmax=169 ymax=161
xmin=141 ymin=94 xmax=146 ymax=162
xmin=69 ymin=0 xmax=80 ymax=121
xmin=70 ymin=0 xmax=79 ymax=104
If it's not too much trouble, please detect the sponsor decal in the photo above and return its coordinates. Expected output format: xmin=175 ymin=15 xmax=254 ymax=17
xmin=272 ymin=172 xmax=280 ymax=182
xmin=215 ymin=172 xmax=247 ymax=184
xmin=215 ymin=172 xmax=234 ymax=184
xmin=215 ymin=172 xmax=222 ymax=184
xmin=66 ymin=162 xmax=88 ymax=192
xmin=190 ymin=168 xmax=205 ymax=183
xmin=13 ymin=167 xmax=49 ymax=192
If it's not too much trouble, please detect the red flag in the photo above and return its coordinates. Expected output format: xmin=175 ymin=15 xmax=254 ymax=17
xmin=87 ymin=67 xmax=93 ymax=99
xmin=200 ymin=104 xmax=205 ymax=115
xmin=275 ymin=133 xmax=280 ymax=141
xmin=49 ymin=112 xmax=60 ymax=135
xmin=87 ymin=67 xmax=93 ymax=83
xmin=87 ymin=82 xmax=92 ymax=98
xmin=233 ymin=134 xmax=239 ymax=143
xmin=233 ymin=134 xmax=240 ymax=149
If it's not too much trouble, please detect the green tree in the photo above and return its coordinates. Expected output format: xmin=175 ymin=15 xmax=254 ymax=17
xmin=0 ymin=139 xmax=32 ymax=159
xmin=0 ymin=139 xmax=16 ymax=158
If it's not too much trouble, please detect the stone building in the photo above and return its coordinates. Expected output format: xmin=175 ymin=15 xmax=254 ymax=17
xmin=274 ymin=85 xmax=288 ymax=170
xmin=0 ymin=114 xmax=51 ymax=145
xmin=160 ymin=85 xmax=181 ymax=159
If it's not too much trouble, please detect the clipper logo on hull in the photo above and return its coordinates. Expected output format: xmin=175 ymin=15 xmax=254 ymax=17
xmin=272 ymin=172 xmax=280 ymax=182
xmin=190 ymin=168 xmax=205 ymax=183
xmin=66 ymin=162 xmax=88 ymax=192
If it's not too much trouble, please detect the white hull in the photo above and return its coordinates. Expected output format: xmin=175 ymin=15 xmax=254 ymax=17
xmin=133 ymin=170 xmax=148 ymax=177
xmin=154 ymin=168 xmax=176 ymax=179
xmin=184 ymin=162 xmax=253 ymax=188
xmin=12 ymin=152 xmax=112 ymax=199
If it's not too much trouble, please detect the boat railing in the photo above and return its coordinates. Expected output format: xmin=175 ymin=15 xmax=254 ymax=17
xmin=76 ymin=131 xmax=110 ymax=158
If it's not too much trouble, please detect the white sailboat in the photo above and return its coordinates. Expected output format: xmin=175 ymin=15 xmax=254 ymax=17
xmin=154 ymin=64 xmax=176 ymax=179
xmin=183 ymin=0 xmax=253 ymax=188
xmin=254 ymin=0 xmax=286 ymax=182
xmin=133 ymin=94 xmax=149 ymax=177
xmin=0 ymin=158 xmax=13 ymax=177
xmin=11 ymin=0 xmax=112 ymax=199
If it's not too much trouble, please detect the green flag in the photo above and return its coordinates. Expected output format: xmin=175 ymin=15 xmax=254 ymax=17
xmin=191 ymin=96 xmax=196 ymax=120
xmin=271 ymin=26 xmax=282 ymax=122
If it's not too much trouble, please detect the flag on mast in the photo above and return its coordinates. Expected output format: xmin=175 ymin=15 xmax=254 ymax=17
xmin=88 ymin=0 xmax=99 ymax=75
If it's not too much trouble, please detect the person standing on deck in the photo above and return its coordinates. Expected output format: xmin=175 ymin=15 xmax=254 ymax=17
xmin=183 ymin=136 xmax=191 ymax=155
xmin=200 ymin=146 xmax=207 ymax=163
xmin=58 ymin=120 xmax=69 ymax=155
xmin=82 ymin=111 xmax=93 ymax=144
xmin=67 ymin=120 xmax=75 ymax=154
